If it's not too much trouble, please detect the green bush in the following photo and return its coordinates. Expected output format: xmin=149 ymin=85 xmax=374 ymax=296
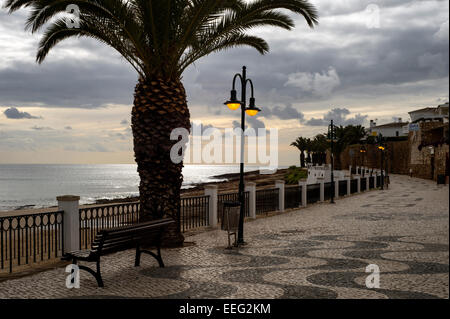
xmin=285 ymin=166 xmax=308 ymax=184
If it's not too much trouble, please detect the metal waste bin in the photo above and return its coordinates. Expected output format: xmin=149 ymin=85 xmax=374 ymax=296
xmin=221 ymin=201 xmax=241 ymax=249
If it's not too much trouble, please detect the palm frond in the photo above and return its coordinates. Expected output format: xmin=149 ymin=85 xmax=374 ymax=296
xmin=5 ymin=0 xmax=319 ymax=79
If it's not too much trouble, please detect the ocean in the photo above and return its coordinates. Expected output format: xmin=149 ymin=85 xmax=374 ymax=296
xmin=0 ymin=164 xmax=262 ymax=212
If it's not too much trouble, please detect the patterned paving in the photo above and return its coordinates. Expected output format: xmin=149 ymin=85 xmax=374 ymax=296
xmin=0 ymin=175 xmax=448 ymax=299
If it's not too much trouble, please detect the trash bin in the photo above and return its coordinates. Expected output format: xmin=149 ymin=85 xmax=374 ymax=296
xmin=221 ymin=201 xmax=241 ymax=249
xmin=437 ymin=174 xmax=445 ymax=185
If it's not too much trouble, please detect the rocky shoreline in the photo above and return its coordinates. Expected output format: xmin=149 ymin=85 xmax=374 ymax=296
xmin=94 ymin=168 xmax=290 ymax=204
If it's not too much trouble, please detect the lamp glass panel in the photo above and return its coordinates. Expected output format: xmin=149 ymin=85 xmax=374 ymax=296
xmin=227 ymin=103 xmax=240 ymax=111
xmin=246 ymin=109 xmax=259 ymax=116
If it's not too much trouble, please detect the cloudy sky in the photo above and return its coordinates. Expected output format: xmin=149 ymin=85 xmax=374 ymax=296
xmin=0 ymin=0 xmax=448 ymax=165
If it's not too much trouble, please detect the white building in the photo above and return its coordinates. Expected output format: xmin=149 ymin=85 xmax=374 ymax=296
xmin=306 ymin=164 xmax=346 ymax=184
xmin=368 ymin=118 xmax=409 ymax=138
xmin=408 ymin=103 xmax=449 ymax=123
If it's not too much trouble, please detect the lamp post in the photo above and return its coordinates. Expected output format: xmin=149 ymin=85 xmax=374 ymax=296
xmin=360 ymin=146 xmax=367 ymax=177
xmin=377 ymin=134 xmax=385 ymax=190
xmin=327 ymin=120 xmax=336 ymax=204
xmin=384 ymin=144 xmax=389 ymax=189
xmin=224 ymin=66 xmax=261 ymax=245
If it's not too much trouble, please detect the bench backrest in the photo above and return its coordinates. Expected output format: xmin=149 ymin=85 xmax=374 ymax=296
xmin=91 ymin=218 xmax=174 ymax=255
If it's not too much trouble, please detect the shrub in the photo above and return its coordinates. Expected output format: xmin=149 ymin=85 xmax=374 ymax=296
xmin=285 ymin=166 xmax=308 ymax=184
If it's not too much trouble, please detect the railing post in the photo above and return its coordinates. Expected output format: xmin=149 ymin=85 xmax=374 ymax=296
xmin=355 ymin=166 xmax=359 ymax=175
xmin=57 ymin=195 xmax=80 ymax=253
xmin=346 ymin=175 xmax=351 ymax=196
xmin=349 ymin=165 xmax=352 ymax=174
xmin=335 ymin=178 xmax=340 ymax=199
xmin=366 ymin=175 xmax=370 ymax=191
xmin=204 ymin=185 xmax=218 ymax=227
xmin=245 ymin=182 xmax=256 ymax=219
xmin=299 ymin=180 xmax=307 ymax=207
xmin=318 ymin=178 xmax=325 ymax=202
xmin=374 ymin=170 xmax=378 ymax=188
xmin=275 ymin=180 xmax=285 ymax=212
xmin=356 ymin=176 xmax=361 ymax=193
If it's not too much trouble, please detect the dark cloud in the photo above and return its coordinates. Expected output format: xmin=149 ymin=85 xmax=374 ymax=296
xmin=305 ymin=118 xmax=328 ymax=126
xmin=0 ymin=0 xmax=448 ymax=119
xmin=120 ymin=119 xmax=128 ymax=125
xmin=4 ymin=107 xmax=41 ymax=119
xmin=233 ymin=116 xmax=266 ymax=131
xmin=305 ymin=108 xmax=368 ymax=126
xmin=0 ymin=59 xmax=136 ymax=108
xmin=263 ymin=104 xmax=305 ymax=122
xmin=246 ymin=116 xmax=266 ymax=130
xmin=64 ymin=126 xmax=72 ymax=130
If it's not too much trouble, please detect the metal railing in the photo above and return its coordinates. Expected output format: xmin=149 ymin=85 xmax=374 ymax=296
xmin=285 ymin=185 xmax=302 ymax=209
xmin=350 ymin=179 xmax=358 ymax=194
xmin=256 ymin=188 xmax=279 ymax=215
xmin=307 ymin=184 xmax=320 ymax=204
xmin=180 ymin=195 xmax=210 ymax=232
xmin=79 ymin=202 xmax=140 ymax=250
xmin=369 ymin=176 xmax=375 ymax=189
xmin=1 ymin=211 xmax=64 ymax=273
xmin=339 ymin=180 xmax=347 ymax=197
xmin=324 ymin=182 xmax=332 ymax=201
xmin=218 ymin=192 xmax=249 ymax=220
xmin=361 ymin=178 xmax=367 ymax=192
xmin=376 ymin=175 xmax=381 ymax=187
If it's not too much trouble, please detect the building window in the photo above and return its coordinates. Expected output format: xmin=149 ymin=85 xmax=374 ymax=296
xmin=396 ymin=131 xmax=399 ymax=136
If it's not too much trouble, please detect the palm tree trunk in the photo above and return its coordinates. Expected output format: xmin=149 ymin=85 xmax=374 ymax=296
xmin=131 ymin=77 xmax=191 ymax=247
xmin=300 ymin=151 xmax=305 ymax=168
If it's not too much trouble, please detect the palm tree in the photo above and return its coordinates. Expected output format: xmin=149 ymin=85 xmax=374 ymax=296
xmin=4 ymin=0 xmax=318 ymax=245
xmin=332 ymin=125 xmax=348 ymax=170
xmin=305 ymin=137 xmax=313 ymax=165
xmin=312 ymin=133 xmax=328 ymax=165
xmin=344 ymin=125 xmax=366 ymax=145
xmin=290 ymin=136 xmax=309 ymax=167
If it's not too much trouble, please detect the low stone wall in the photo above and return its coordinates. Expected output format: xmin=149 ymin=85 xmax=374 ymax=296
xmin=338 ymin=141 xmax=409 ymax=175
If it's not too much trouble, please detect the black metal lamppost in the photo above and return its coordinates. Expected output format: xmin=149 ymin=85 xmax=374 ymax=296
xmin=327 ymin=120 xmax=336 ymax=204
xmin=376 ymin=134 xmax=385 ymax=190
xmin=224 ymin=66 xmax=261 ymax=245
xmin=360 ymin=145 xmax=367 ymax=177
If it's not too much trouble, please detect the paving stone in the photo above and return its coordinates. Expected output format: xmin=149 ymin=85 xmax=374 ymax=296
xmin=0 ymin=175 xmax=448 ymax=299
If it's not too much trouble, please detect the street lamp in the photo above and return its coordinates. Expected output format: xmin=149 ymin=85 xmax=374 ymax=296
xmin=359 ymin=146 xmax=367 ymax=177
xmin=376 ymin=134 xmax=385 ymax=190
xmin=327 ymin=120 xmax=336 ymax=204
xmin=224 ymin=66 xmax=261 ymax=245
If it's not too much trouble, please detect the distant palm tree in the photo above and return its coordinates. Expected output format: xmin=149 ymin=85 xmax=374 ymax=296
xmin=305 ymin=137 xmax=313 ymax=164
xmin=345 ymin=125 xmax=366 ymax=144
xmin=5 ymin=0 xmax=318 ymax=245
xmin=290 ymin=136 xmax=309 ymax=167
xmin=332 ymin=125 xmax=348 ymax=170
xmin=312 ymin=133 xmax=328 ymax=165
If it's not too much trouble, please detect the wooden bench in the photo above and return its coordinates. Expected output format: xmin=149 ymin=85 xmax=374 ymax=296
xmin=63 ymin=218 xmax=174 ymax=287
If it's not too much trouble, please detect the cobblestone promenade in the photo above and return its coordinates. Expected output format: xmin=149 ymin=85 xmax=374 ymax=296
xmin=0 ymin=175 xmax=448 ymax=299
